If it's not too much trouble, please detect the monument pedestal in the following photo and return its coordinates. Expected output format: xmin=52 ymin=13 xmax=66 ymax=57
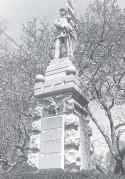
xmin=28 ymin=57 xmax=91 ymax=171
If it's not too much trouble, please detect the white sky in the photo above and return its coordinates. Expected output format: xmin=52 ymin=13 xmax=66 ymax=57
xmin=0 ymin=0 xmax=124 ymax=40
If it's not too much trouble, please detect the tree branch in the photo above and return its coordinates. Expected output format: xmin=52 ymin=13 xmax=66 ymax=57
xmin=86 ymin=105 xmax=120 ymax=161
xmin=115 ymin=123 xmax=125 ymax=130
xmin=116 ymin=129 xmax=125 ymax=158
xmin=86 ymin=106 xmax=112 ymax=150
xmin=95 ymin=85 xmax=116 ymax=144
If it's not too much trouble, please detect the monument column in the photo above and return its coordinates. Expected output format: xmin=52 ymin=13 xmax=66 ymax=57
xmin=28 ymin=57 xmax=91 ymax=171
xmin=28 ymin=3 xmax=92 ymax=172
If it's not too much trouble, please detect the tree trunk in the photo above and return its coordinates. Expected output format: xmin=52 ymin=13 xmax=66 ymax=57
xmin=114 ymin=159 xmax=124 ymax=175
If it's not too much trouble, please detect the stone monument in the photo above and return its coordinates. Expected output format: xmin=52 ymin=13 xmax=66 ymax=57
xmin=54 ymin=7 xmax=77 ymax=58
xmin=28 ymin=1 xmax=92 ymax=172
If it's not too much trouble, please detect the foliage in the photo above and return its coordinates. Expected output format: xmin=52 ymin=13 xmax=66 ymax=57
xmin=0 ymin=169 xmax=125 ymax=179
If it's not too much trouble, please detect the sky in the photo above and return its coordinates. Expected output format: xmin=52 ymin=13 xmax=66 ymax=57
xmin=0 ymin=0 xmax=124 ymax=41
xmin=0 ymin=0 xmax=88 ymax=41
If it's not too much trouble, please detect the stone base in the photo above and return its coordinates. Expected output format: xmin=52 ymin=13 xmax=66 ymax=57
xmin=39 ymin=115 xmax=64 ymax=169
xmin=28 ymin=57 xmax=91 ymax=171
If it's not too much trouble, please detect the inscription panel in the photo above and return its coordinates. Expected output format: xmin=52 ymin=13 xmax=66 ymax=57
xmin=41 ymin=140 xmax=62 ymax=154
xmin=41 ymin=128 xmax=63 ymax=142
xmin=40 ymin=153 xmax=64 ymax=169
xmin=42 ymin=116 xmax=63 ymax=129
xmin=40 ymin=116 xmax=64 ymax=169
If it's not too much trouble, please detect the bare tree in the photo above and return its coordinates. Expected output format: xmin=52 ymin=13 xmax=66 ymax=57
xmin=76 ymin=0 xmax=125 ymax=174
xmin=0 ymin=18 xmax=53 ymax=172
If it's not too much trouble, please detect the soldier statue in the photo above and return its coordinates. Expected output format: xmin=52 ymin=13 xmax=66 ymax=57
xmin=54 ymin=8 xmax=77 ymax=58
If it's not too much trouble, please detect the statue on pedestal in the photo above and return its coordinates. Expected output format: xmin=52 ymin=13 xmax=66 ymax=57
xmin=54 ymin=7 xmax=77 ymax=58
